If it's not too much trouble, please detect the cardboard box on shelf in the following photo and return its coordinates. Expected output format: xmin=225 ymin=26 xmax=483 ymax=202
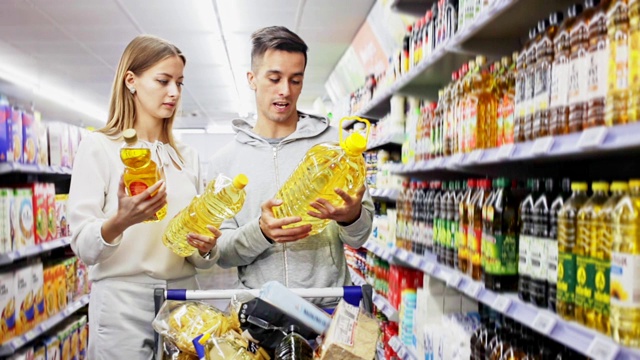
xmin=32 ymin=261 xmax=45 ymax=323
xmin=12 ymin=188 xmax=34 ymax=251
xmin=0 ymin=188 xmax=12 ymax=253
xmin=46 ymin=184 xmax=56 ymax=241
xmin=21 ymin=111 xmax=37 ymax=165
xmin=10 ymin=107 xmax=22 ymax=163
xmin=0 ymin=271 xmax=16 ymax=342
xmin=32 ymin=183 xmax=48 ymax=245
xmin=44 ymin=335 xmax=61 ymax=360
xmin=47 ymin=122 xmax=70 ymax=168
xmin=14 ymin=265 xmax=34 ymax=336
xmin=54 ymin=194 xmax=68 ymax=238
xmin=0 ymin=98 xmax=11 ymax=163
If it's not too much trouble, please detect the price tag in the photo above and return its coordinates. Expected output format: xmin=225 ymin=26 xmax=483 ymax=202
xmin=496 ymin=143 xmax=515 ymax=159
xmin=389 ymin=336 xmax=401 ymax=351
xmin=531 ymin=312 xmax=557 ymax=335
xmin=397 ymin=346 xmax=407 ymax=358
xmin=418 ymin=258 xmax=427 ymax=269
xmin=586 ymin=337 xmax=619 ymax=360
xmin=449 ymin=153 xmax=464 ymax=165
xmin=447 ymin=273 xmax=462 ymax=288
xmin=530 ymin=136 xmax=555 ymax=156
xmin=424 ymin=262 xmax=436 ymax=274
xmin=578 ymin=126 xmax=608 ymax=149
xmin=431 ymin=157 xmax=444 ymax=168
xmin=464 ymin=282 xmax=483 ymax=298
xmin=14 ymin=335 xmax=26 ymax=348
xmin=492 ymin=295 xmax=512 ymax=313
xmin=466 ymin=150 xmax=484 ymax=163
xmin=25 ymin=329 xmax=38 ymax=340
xmin=406 ymin=252 xmax=415 ymax=264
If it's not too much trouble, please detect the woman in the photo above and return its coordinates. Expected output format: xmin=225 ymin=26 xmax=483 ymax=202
xmin=68 ymin=35 xmax=219 ymax=359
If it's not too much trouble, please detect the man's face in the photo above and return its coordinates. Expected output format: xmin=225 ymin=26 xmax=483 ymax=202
xmin=248 ymin=49 xmax=305 ymax=126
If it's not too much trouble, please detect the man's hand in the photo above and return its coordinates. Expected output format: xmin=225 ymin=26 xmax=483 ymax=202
xmin=259 ymin=199 xmax=312 ymax=243
xmin=307 ymin=185 xmax=366 ymax=225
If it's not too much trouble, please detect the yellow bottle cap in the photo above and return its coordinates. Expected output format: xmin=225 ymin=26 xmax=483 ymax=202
xmin=571 ymin=182 xmax=588 ymax=191
xmin=233 ymin=174 xmax=249 ymax=189
xmin=611 ymin=181 xmax=629 ymax=192
xmin=592 ymin=181 xmax=609 ymax=192
xmin=198 ymin=332 xmax=211 ymax=345
xmin=343 ymin=132 xmax=367 ymax=155
xmin=629 ymin=179 xmax=640 ymax=188
xmin=122 ymin=128 xmax=137 ymax=144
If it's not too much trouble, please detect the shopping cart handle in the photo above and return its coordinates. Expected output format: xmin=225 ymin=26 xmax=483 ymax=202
xmin=342 ymin=285 xmax=362 ymax=307
xmin=166 ymin=289 xmax=187 ymax=301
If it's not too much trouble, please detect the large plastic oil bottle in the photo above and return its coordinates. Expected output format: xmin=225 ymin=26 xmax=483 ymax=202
xmin=605 ymin=0 xmax=630 ymax=126
xmin=533 ymin=15 xmax=562 ymax=140
xmin=484 ymin=178 xmax=520 ymax=292
xmin=459 ymin=179 xmax=476 ymax=273
xmin=518 ymin=179 xmax=540 ymax=303
xmin=557 ymin=182 xmax=589 ymax=320
xmin=524 ymin=27 xmax=543 ymax=142
xmin=120 ymin=128 xmax=167 ymax=222
xmin=530 ymin=179 xmax=555 ymax=308
xmin=610 ymin=179 xmax=640 ymax=347
xmin=593 ymin=181 xmax=628 ymax=335
xmin=455 ymin=65 xmax=469 ymax=154
xmin=470 ymin=179 xmax=492 ymax=280
xmin=627 ymin=0 xmax=640 ymax=121
xmin=586 ymin=0 xmax=612 ymax=128
xmin=515 ymin=28 xmax=537 ymax=143
xmin=163 ymin=174 xmax=248 ymax=257
xmin=498 ymin=54 xmax=516 ymax=146
xmin=550 ymin=5 xmax=584 ymax=135
xmin=273 ymin=117 xmax=369 ymax=235
xmin=548 ymin=178 xmax=572 ymax=313
xmin=569 ymin=0 xmax=600 ymax=134
xmin=575 ymin=181 xmax=610 ymax=326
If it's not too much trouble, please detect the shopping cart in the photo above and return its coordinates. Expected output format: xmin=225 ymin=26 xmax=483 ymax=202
xmin=153 ymin=284 xmax=373 ymax=359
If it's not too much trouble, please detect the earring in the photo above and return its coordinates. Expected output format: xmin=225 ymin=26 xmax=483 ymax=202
xmin=129 ymin=87 xmax=136 ymax=94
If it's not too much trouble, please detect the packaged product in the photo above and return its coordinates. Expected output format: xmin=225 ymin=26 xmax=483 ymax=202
xmin=0 ymin=271 xmax=15 ymax=342
xmin=0 ymin=188 xmax=12 ymax=253
xmin=318 ymin=300 xmax=379 ymax=360
xmin=31 ymin=261 xmax=45 ymax=322
xmin=21 ymin=111 xmax=37 ymax=165
xmin=14 ymin=265 xmax=34 ymax=335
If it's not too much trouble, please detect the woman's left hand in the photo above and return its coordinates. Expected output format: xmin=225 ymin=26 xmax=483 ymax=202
xmin=187 ymin=225 xmax=221 ymax=257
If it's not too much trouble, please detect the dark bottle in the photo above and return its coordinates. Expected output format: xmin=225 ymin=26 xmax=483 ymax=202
xmin=445 ymin=181 xmax=458 ymax=268
xmin=415 ymin=181 xmax=429 ymax=255
xmin=585 ymin=0 xmax=611 ymax=128
xmin=433 ymin=181 xmax=444 ymax=261
xmin=548 ymin=178 xmax=571 ymax=312
xmin=275 ymin=325 xmax=314 ymax=360
xmin=452 ymin=181 xmax=464 ymax=269
xmin=519 ymin=179 xmax=541 ymax=302
xmin=459 ymin=179 xmax=476 ymax=273
xmin=412 ymin=181 xmax=427 ymax=255
xmin=529 ymin=179 xmax=555 ymax=308
xmin=425 ymin=181 xmax=439 ymax=253
xmin=484 ymin=178 xmax=520 ymax=292
xmin=515 ymin=28 xmax=538 ymax=143
xmin=471 ymin=179 xmax=492 ymax=281
xmin=523 ymin=27 xmax=542 ymax=142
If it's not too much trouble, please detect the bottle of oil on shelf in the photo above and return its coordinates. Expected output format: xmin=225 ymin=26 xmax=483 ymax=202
xmin=569 ymin=0 xmax=600 ymax=134
xmin=413 ymin=181 xmax=428 ymax=255
xmin=445 ymin=181 xmax=457 ymax=267
xmin=484 ymin=178 xmax=519 ymax=292
xmin=120 ymin=128 xmax=167 ymax=223
xmin=557 ymin=182 xmax=589 ymax=320
xmin=575 ymin=181 xmax=609 ymax=326
xmin=498 ymin=54 xmax=517 ymax=146
xmin=525 ymin=26 xmax=544 ymax=141
xmin=550 ymin=5 xmax=584 ymax=135
xmin=433 ymin=181 xmax=444 ymax=263
xmin=396 ymin=180 xmax=408 ymax=250
xmin=533 ymin=14 xmax=563 ymax=140
xmin=515 ymin=28 xmax=537 ymax=143
xmin=470 ymin=179 xmax=492 ymax=281
xmin=467 ymin=56 xmax=497 ymax=150
xmin=425 ymin=181 xmax=440 ymax=253
xmin=529 ymin=179 xmax=555 ymax=308
xmin=404 ymin=180 xmax=416 ymax=251
xmin=605 ymin=0 xmax=630 ymax=126
xmin=628 ymin=0 xmax=640 ymax=121
xmin=459 ymin=179 xmax=476 ymax=274
xmin=273 ymin=117 xmax=368 ymax=235
xmin=610 ymin=179 xmax=640 ymax=347
xmin=586 ymin=0 xmax=611 ymax=128
xmin=593 ymin=181 xmax=628 ymax=335
xmin=519 ymin=179 xmax=540 ymax=302
xmin=452 ymin=181 xmax=464 ymax=269
xmin=548 ymin=178 xmax=572 ymax=313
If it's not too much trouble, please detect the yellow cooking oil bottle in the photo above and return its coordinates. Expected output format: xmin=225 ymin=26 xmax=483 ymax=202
xmin=273 ymin=117 xmax=369 ymax=235
xmin=628 ymin=0 xmax=640 ymax=121
xmin=120 ymin=128 xmax=167 ymax=222
xmin=605 ymin=0 xmax=630 ymax=126
xmin=610 ymin=179 xmax=640 ymax=347
xmin=593 ymin=181 xmax=628 ymax=335
xmin=575 ymin=182 xmax=610 ymax=326
xmin=557 ymin=182 xmax=589 ymax=320
xmin=163 ymin=174 xmax=248 ymax=257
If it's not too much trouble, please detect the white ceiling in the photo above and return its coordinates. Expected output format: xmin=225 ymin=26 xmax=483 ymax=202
xmin=0 ymin=0 xmax=375 ymax=130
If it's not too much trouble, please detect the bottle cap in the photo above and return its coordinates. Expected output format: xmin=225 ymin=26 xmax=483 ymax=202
xmin=629 ymin=179 xmax=640 ymax=188
xmin=592 ymin=181 xmax=609 ymax=192
xmin=233 ymin=174 xmax=249 ymax=189
xmin=344 ymin=132 xmax=367 ymax=155
xmin=571 ymin=182 xmax=588 ymax=191
xmin=611 ymin=181 xmax=629 ymax=192
xmin=122 ymin=128 xmax=137 ymax=144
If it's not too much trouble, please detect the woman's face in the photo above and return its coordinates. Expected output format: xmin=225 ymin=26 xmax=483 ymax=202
xmin=128 ymin=55 xmax=184 ymax=122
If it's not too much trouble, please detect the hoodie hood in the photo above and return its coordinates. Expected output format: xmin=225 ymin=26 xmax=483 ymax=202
xmin=231 ymin=111 xmax=330 ymax=146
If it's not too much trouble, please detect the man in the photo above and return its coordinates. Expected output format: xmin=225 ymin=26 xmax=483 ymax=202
xmin=207 ymin=26 xmax=373 ymax=301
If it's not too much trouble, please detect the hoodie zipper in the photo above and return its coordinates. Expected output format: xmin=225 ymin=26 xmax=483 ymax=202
xmin=272 ymin=145 xmax=289 ymax=287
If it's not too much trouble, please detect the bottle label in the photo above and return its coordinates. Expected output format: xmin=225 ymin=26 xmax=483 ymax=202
xmin=451 ymin=220 xmax=459 ymax=249
xmin=588 ymin=46 xmax=609 ymax=100
xmin=530 ymin=236 xmax=549 ymax=281
xmin=547 ymin=240 xmax=559 ymax=284
xmin=630 ymin=32 xmax=640 ymax=87
xmin=516 ymin=74 xmax=527 ymax=118
xmin=467 ymin=98 xmax=478 ymax=150
xmin=502 ymin=95 xmax=515 ymax=144
xmin=558 ymin=252 xmax=576 ymax=303
xmin=458 ymin=223 xmax=468 ymax=259
xmin=128 ymin=181 xmax=148 ymax=196
xmin=615 ymin=44 xmax=629 ymax=91
xmin=594 ymin=258 xmax=611 ymax=316
xmin=569 ymin=56 xmax=588 ymax=105
xmin=524 ymin=72 xmax=535 ymax=116
xmin=534 ymin=54 xmax=552 ymax=111
xmin=482 ymin=234 xmax=518 ymax=275
xmin=518 ymin=234 xmax=531 ymax=277
xmin=575 ymin=255 xmax=596 ymax=310
xmin=550 ymin=62 xmax=569 ymax=108
xmin=610 ymin=252 xmax=640 ymax=308
xmin=470 ymin=228 xmax=482 ymax=266
xmin=433 ymin=218 xmax=440 ymax=247
xmin=426 ymin=223 xmax=434 ymax=247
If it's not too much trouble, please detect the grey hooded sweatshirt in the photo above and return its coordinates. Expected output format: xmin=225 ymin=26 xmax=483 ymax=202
xmin=207 ymin=112 xmax=374 ymax=293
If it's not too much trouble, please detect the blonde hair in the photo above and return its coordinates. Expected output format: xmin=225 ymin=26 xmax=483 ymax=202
xmin=99 ymin=35 xmax=186 ymax=159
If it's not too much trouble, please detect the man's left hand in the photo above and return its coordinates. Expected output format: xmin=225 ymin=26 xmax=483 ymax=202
xmin=307 ymin=185 xmax=366 ymax=225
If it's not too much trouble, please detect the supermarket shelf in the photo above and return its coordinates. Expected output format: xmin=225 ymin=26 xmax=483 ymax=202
xmin=0 ymin=294 xmax=90 ymax=356
xmin=363 ymin=241 xmax=640 ymax=360
xmin=372 ymin=290 xmax=399 ymax=322
xmin=0 ymin=162 xmax=72 ymax=176
xmin=390 ymin=0 xmax=433 ymax=17
xmin=367 ymin=133 xmax=404 ymax=151
xmin=0 ymin=237 xmax=72 ymax=267
xmin=370 ymin=188 xmax=400 ymax=203
xmin=364 ymin=241 xmax=394 ymax=263
xmin=349 ymin=267 xmax=367 ymax=287
xmin=389 ymin=335 xmax=419 ymax=360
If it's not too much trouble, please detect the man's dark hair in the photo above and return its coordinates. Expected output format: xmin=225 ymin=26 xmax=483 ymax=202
xmin=251 ymin=26 xmax=308 ymax=71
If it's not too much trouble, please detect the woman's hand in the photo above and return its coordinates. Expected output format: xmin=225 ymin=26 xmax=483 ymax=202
xmin=187 ymin=225 xmax=221 ymax=257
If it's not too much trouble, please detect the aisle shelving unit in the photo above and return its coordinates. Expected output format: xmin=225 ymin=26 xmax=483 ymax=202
xmin=0 ymin=163 xmax=72 ymax=176
xmin=370 ymin=188 xmax=400 ymax=202
xmin=0 ymin=294 xmax=90 ymax=356
xmin=367 ymin=133 xmax=404 ymax=151
xmin=349 ymin=267 xmax=400 ymax=322
xmin=363 ymin=240 xmax=640 ymax=360
xmin=0 ymin=237 xmax=72 ymax=266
